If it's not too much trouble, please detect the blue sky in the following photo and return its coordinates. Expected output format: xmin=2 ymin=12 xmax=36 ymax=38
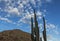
xmin=0 ymin=0 xmax=60 ymax=41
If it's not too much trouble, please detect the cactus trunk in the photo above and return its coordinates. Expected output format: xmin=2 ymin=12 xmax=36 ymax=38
xmin=43 ymin=17 xmax=47 ymax=41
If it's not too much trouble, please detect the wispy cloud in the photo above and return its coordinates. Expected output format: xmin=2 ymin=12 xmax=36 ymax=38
xmin=18 ymin=11 xmax=42 ymax=24
xmin=39 ymin=23 xmax=59 ymax=41
xmin=0 ymin=16 xmax=12 ymax=23
xmin=0 ymin=0 xmax=42 ymax=26
xmin=39 ymin=22 xmax=59 ymax=35
xmin=0 ymin=16 xmax=18 ymax=25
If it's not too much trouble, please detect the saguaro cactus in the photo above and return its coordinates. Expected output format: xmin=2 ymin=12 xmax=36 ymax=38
xmin=34 ymin=9 xmax=40 ymax=41
xmin=31 ymin=9 xmax=40 ymax=41
xmin=43 ymin=17 xmax=47 ymax=41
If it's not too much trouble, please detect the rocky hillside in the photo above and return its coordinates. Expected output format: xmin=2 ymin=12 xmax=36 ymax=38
xmin=0 ymin=29 xmax=32 ymax=41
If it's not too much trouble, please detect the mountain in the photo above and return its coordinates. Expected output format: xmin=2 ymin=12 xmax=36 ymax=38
xmin=0 ymin=29 xmax=32 ymax=41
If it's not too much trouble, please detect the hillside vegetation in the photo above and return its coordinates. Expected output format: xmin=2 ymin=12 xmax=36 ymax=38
xmin=0 ymin=29 xmax=32 ymax=41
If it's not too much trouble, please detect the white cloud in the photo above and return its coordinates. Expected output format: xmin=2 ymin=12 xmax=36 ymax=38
xmin=46 ymin=23 xmax=56 ymax=29
xmin=0 ymin=0 xmax=42 ymax=17
xmin=37 ymin=11 xmax=42 ymax=19
xmin=0 ymin=16 xmax=19 ymax=25
xmin=0 ymin=16 xmax=12 ymax=23
xmin=38 ymin=22 xmax=59 ymax=35
xmin=18 ymin=11 xmax=42 ymax=24
xmin=46 ymin=23 xmax=59 ymax=35
xmin=8 ymin=7 xmax=20 ymax=15
xmin=0 ymin=0 xmax=55 ymax=28
xmin=18 ymin=13 xmax=31 ymax=24
xmin=37 ymin=11 xmax=42 ymax=16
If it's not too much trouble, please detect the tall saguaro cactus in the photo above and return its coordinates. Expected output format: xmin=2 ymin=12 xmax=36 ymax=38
xmin=43 ymin=17 xmax=47 ymax=41
xmin=34 ymin=9 xmax=40 ymax=41
xmin=31 ymin=9 xmax=40 ymax=41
